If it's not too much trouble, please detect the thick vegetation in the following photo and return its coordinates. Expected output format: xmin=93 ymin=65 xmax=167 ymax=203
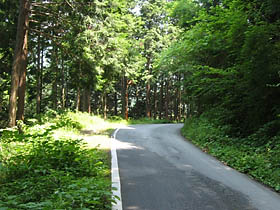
xmin=164 ymin=0 xmax=280 ymax=192
xmin=160 ymin=0 xmax=280 ymax=137
xmin=0 ymin=111 xmax=119 ymax=209
xmin=182 ymin=116 xmax=280 ymax=192
xmin=0 ymin=0 xmax=182 ymax=127
xmin=1 ymin=0 xmax=280 ymax=204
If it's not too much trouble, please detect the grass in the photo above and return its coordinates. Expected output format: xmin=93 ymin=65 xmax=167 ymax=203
xmin=0 ymin=112 xmax=182 ymax=209
xmin=127 ymin=117 xmax=176 ymax=125
xmin=181 ymin=116 xmax=280 ymax=192
xmin=0 ymin=110 xmax=124 ymax=210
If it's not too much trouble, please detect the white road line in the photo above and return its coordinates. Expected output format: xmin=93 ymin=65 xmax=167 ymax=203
xmin=111 ymin=128 xmax=123 ymax=210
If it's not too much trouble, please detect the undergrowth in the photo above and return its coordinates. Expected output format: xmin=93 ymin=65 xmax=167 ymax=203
xmin=182 ymin=116 xmax=280 ymax=192
xmin=0 ymin=110 xmax=119 ymax=209
xmin=127 ymin=117 xmax=174 ymax=124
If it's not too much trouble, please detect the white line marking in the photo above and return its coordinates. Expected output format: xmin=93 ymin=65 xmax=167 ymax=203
xmin=111 ymin=128 xmax=123 ymax=210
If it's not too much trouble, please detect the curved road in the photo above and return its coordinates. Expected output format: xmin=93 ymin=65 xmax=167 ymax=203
xmin=114 ymin=124 xmax=280 ymax=210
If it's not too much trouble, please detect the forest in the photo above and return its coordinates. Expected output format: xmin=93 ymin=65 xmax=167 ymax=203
xmin=1 ymin=0 xmax=280 ymax=208
xmin=1 ymin=0 xmax=279 ymax=132
xmin=1 ymin=0 xmax=182 ymax=127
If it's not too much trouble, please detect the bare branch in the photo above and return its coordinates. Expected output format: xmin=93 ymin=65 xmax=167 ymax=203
xmin=30 ymin=28 xmax=62 ymax=40
xmin=31 ymin=2 xmax=62 ymax=6
xmin=65 ymin=0 xmax=74 ymax=10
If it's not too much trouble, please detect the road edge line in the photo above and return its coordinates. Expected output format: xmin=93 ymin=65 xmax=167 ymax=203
xmin=111 ymin=128 xmax=123 ymax=210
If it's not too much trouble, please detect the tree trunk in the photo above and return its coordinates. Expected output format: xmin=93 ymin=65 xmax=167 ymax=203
xmin=40 ymin=41 xmax=43 ymax=109
xmin=136 ymin=86 xmax=139 ymax=107
xmin=146 ymin=82 xmax=151 ymax=118
xmin=82 ymin=87 xmax=91 ymax=113
xmin=153 ymin=84 xmax=157 ymax=120
xmin=121 ymin=75 xmax=127 ymax=119
xmin=103 ymin=91 xmax=107 ymax=120
xmin=114 ymin=91 xmax=118 ymax=116
xmin=125 ymin=81 xmax=129 ymax=121
xmin=76 ymin=87 xmax=80 ymax=111
xmin=9 ymin=0 xmax=30 ymax=127
xmin=174 ymin=76 xmax=179 ymax=121
xmin=17 ymin=57 xmax=27 ymax=121
xmin=52 ymin=73 xmax=58 ymax=110
xmin=174 ymin=95 xmax=178 ymax=121
xmin=146 ymin=57 xmax=151 ymax=118
xmin=76 ymin=62 xmax=82 ymax=111
xmin=82 ymin=88 xmax=86 ymax=112
xmin=65 ymin=76 xmax=68 ymax=108
xmin=178 ymin=74 xmax=182 ymax=121
xmin=36 ymin=35 xmax=41 ymax=114
xmin=177 ymin=91 xmax=182 ymax=121
xmin=165 ymin=80 xmax=169 ymax=120
xmin=61 ymin=58 xmax=66 ymax=109
xmin=86 ymin=88 xmax=91 ymax=113
xmin=159 ymin=80 xmax=164 ymax=120
xmin=52 ymin=48 xmax=59 ymax=110
xmin=0 ymin=92 xmax=3 ymax=113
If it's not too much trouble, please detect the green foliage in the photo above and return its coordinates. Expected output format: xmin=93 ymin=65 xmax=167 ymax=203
xmin=182 ymin=116 xmax=280 ymax=191
xmin=167 ymin=0 xmax=199 ymax=28
xmin=0 ymin=111 xmax=116 ymax=209
xmin=128 ymin=117 xmax=174 ymax=125
xmin=159 ymin=0 xmax=280 ymax=136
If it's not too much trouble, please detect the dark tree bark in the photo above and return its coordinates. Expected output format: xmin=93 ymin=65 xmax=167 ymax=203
xmin=146 ymin=57 xmax=152 ymax=118
xmin=136 ymin=86 xmax=139 ymax=107
xmin=17 ymin=57 xmax=27 ymax=121
xmin=52 ymin=71 xmax=58 ymax=109
xmin=76 ymin=86 xmax=80 ymax=111
xmin=65 ymin=76 xmax=68 ymax=108
xmin=86 ymin=88 xmax=91 ymax=113
xmin=174 ymin=75 xmax=181 ymax=121
xmin=61 ymin=58 xmax=66 ymax=109
xmin=81 ymin=89 xmax=86 ymax=112
xmin=52 ymin=48 xmax=58 ymax=110
xmin=153 ymin=84 xmax=157 ymax=120
xmin=146 ymin=81 xmax=151 ymax=118
xmin=40 ymin=41 xmax=43 ymax=109
xmin=9 ymin=0 xmax=30 ymax=127
xmin=177 ymin=74 xmax=182 ymax=121
xmin=159 ymin=79 xmax=164 ymax=120
xmin=178 ymin=94 xmax=182 ymax=121
xmin=114 ymin=91 xmax=118 ymax=116
xmin=82 ymin=87 xmax=91 ymax=113
xmin=103 ymin=91 xmax=107 ymax=120
xmin=121 ymin=75 xmax=127 ymax=119
xmin=76 ymin=62 xmax=82 ymax=111
xmin=36 ymin=35 xmax=41 ymax=114
xmin=121 ymin=76 xmax=125 ymax=117
xmin=0 ymin=92 xmax=3 ymax=113
xmin=165 ymin=80 xmax=169 ymax=120
xmin=121 ymin=75 xmax=130 ymax=120
xmin=125 ymin=82 xmax=129 ymax=121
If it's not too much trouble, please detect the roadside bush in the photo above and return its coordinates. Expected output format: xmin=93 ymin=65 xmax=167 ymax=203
xmin=128 ymin=117 xmax=173 ymax=124
xmin=0 ymin=111 xmax=115 ymax=209
xmin=182 ymin=116 xmax=280 ymax=192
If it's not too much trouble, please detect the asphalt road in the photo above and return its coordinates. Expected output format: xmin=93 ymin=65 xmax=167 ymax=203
xmin=115 ymin=124 xmax=280 ymax=210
